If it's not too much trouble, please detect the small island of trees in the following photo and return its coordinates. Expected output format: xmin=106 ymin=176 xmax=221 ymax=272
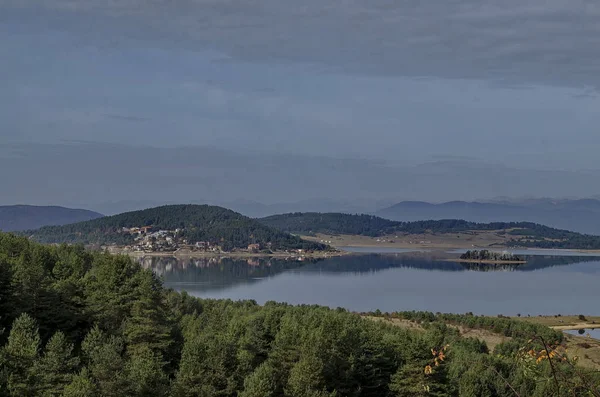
xmin=460 ymin=250 xmax=524 ymax=263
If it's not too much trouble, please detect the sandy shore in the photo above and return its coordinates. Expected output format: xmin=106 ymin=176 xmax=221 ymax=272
xmin=552 ymin=323 xmax=599 ymax=331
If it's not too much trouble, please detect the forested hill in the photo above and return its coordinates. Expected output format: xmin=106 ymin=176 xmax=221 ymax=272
xmin=258 ymin=213 xmax=600 ymax=249
xmin=0 ymin=205 xmax=103 ymax=232
xmin=259 ymin=212 xmax=402 ymax=237
xmin=0 ymin=231 xmax=594 ymax=396
xmin=26 ymin=204 xmax=325 ymax=251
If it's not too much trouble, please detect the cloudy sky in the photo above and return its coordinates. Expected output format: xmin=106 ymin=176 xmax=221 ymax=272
xmin=2 ymin=1 xmax=600 ymax=211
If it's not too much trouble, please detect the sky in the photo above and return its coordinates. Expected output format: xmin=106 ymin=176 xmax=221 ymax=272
xmin=2 ymin=0 xmax=600 ymax=212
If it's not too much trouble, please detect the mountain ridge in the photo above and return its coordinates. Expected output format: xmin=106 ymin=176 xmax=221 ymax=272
xmin=0 ymin=205 xmax=103 ymax=232
xmin=376 ymin=199 xmax=600 ymax=235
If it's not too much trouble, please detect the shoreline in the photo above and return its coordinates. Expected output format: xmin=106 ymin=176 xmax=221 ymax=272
xmin=111 ymin=248 xmax=348 ymax=259
xmin=109 ymin=244 xmax=600 ymax=261
xmin=552 ymin=323 xmax=599 ymax=331
xmin=301 ymin=233 xmax=600 ymax=253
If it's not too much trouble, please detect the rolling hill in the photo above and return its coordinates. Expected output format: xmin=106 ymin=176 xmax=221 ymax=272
xmin=27 ymin=204 xmax=326 ymax=251
xmin=259 ymin=212 xmax=600 ymax=249
xmin=0 ymin=205 xmax=103 ymax=232
xmin=376 ymin=199 xmax=600 ymax=235
xmin=259 ymin=212 xmax=402 ymax=237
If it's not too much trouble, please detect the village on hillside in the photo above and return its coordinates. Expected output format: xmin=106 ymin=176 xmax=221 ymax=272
xmin=106 ymin=226 xmax=300 ymax=255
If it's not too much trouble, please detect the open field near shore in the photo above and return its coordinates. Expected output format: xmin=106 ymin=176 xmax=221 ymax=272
xmin=303 ymin=232 xmax=600 ymax=254
xmin=513 ymin=315 xmax=600 ymax=330
xmin=367 ymin=315 xmax=600 ymax=370
xmin=303 ymin=231 xmax=518 ymax=249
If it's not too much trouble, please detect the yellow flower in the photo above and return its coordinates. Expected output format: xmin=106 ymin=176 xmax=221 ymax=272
xmin=536 ymin=356 xmax=544 ymax=364
xmin=424 ymin=365 xmax=433 ymax=375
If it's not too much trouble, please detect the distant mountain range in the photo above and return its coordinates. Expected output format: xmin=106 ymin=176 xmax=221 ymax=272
xmin=0 ymin=205 xmax=103 ymax=232
xmin=376 ymin=199 xmax=600 ymax=235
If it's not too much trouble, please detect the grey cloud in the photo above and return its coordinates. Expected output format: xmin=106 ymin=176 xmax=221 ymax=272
xmin=103 ymin=113 xmax=150 ymax=122
xmin=3 ymin=0 xmax=600 ymax=88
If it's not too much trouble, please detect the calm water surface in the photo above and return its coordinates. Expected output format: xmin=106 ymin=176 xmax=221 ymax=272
xmin=139 ymin=253 xmax=600 ymax=316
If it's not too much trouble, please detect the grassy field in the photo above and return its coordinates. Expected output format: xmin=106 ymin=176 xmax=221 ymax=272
xmin=513 ymin=315 xmax=600 ymax=329
xmin=367 ymin=314 xmax=600 ymax=370
xmin=304 ymin=231 xmax=517 ymax=250
xmin=366 ymin=315 xmax=511 ymax=351
xmin=513 ymin=316 xmax=600 ymax=369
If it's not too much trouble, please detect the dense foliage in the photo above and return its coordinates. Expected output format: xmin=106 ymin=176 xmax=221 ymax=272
xmin=26 ymin=205 xmax=325 ymax=251
xmin=259 ymin=213 xmax=402 ymax=237
xmin=259 ymin=213 xmax=600 ymax=249
xmin=0 ymin=233 xmax=598 ymax=396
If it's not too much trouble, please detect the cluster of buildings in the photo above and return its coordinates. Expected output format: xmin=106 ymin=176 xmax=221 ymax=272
xmin=117 ymin=226 xmax=269 ymax=254
xmin=120 ymin=227 xmax=185 ymax=252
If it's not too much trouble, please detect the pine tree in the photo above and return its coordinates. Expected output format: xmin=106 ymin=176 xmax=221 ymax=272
xmin=123 ymin=271 xmax=172 ymax=358
xmin=2 ymin=313 xmax=41 ymax=396
xmin=286 ymin=355 xmax=331 ymax=397
xmin=0 ymin=258 xmax=13 ymax=343
xmin=126 ymin=346 xmax=169 ymax=397
xmin=238 ymin=361 xmax=279 ymax=397
xmin=62 ymin=369 xmax=99 ymax=397
xmin=35 ymin=331 xmax=80 ymax=396
xmin=81 ymin=326 xmax=129 ymax=397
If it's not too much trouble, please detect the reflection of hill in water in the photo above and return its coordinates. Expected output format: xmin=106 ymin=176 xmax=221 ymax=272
xmin=295 ymin=254 xmax=599 ymax=273
xmin=137 ymin=254 xmax=600 ymax=292
xmin=138 ymin=256 xmax=320 ymax=292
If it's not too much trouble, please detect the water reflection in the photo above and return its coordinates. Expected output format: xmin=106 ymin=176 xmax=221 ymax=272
xmin=139 ymin=253 xmax=600 ymax=315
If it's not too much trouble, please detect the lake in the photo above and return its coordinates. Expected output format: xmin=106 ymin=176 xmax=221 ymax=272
xmin=565 ymin=329 xmax=600 ymax=339
xmin=139 ymin=253 xmax=600 ymax=316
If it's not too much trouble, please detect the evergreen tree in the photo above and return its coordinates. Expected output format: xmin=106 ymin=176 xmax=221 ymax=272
xmin=0 ymin=258 xmax=13 ymax=342
xmin=35 ymin=331 xmax=80 ymax=396
xmin=2 ymin=313 xmax=41 ymax=396
xmin=62 ymin=369 xmax=99 ymax=397
xmin=123 ymin=271 xmax=172 ymax=358
xmin=81 ymin=326 xmax=129 ymax=397
xmin=126 ymin=346 xmax=169 ymax=397
xmin=286 ymin=355 xmax=329 ymax=397
xmin=238 ymin=362 xmax=279 ymax=397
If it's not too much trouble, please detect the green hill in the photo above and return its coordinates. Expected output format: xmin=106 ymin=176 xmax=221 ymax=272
xmin=258 ymin=212 xmax=600 ymax=249
xmin=26 ymin=204 xmax=325 ymax=251
xmin=259 ymin=212 xmax=402 ymax=237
